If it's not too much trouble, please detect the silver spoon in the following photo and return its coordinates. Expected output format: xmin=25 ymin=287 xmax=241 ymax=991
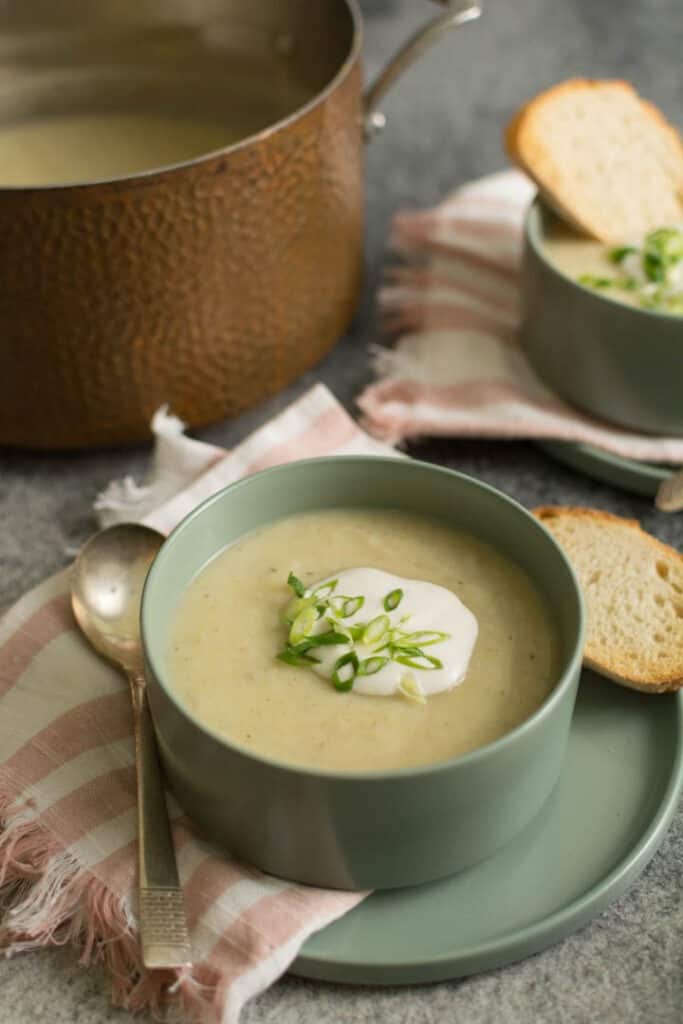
xmin=71 ymin=523 xmax=192 ymax=970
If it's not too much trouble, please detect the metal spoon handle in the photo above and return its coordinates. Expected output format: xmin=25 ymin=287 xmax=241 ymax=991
xmin=129 ymin=670 xmax=192 ymax=969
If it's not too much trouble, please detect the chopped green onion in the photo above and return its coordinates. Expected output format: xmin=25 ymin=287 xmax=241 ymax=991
xmin=287 ymin=571 xmax=305 ymax=598
xmin=277 ymin=572 xmax=447 ymax=697
xmin=383 ymin=588 xmax=404 ymax=611
xmin=394 ymin=630 xmax=450 ymax=647
xmin=332 ymin=652 xmax=359 ymax=691
xmin=362 ymin=614 xmax=390 ymax=645
xmin=609 ymin=245 xmax=637 ymax=264
xmin=642 ymin=250 xmax=665 ymax=283
xmin=395 ymin=652 xmax=443 ymax=670
xmin=644 ymin=227 xmax=683 ymax=270
xmin=312 ymin=579 xmax=338 ymax=600
xmin=329 ymin=594 xmax=364 ymax=618
xmin=287 ymin=639 xmax=315 ymax=654
xmin=398 ymin=673 xmax=426 ymax=705
xmin=277 ymin=649 xmax=320 ymax=667
xmin=359 ymin=656 xmax=389 ymax=676
xmin=282 ymin=596 xmax=312 ymax=624
xmin=577 ymin=274 xmax=614 ymax=289
xmin=307 ymin=630 xmax=349 ymax=647
xmin=289 ymin=605 xmax=317 ymax=645
xmin=617 ymin=276 xmax=639 ymax=291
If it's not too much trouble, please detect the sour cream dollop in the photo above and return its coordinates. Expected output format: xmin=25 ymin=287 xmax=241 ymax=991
xmin=304 ymin=567 xmax=478 ymax=699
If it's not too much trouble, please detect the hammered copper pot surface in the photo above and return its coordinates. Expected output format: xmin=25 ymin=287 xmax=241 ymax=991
xmin=0 ymin=61 xmax=363 ymax=449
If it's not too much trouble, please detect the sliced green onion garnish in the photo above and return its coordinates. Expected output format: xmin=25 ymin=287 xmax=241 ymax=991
xmin=307 ymin=630 xmax=349 ymax=647
xmin=277 ymin=649 xmax=320 ymax=667
xmin=398 ymin=673 xmax=426 ymax=705
xmin=330 ymin=594 xmax=364 ymax=618
xmin=282 ymin=596 xmax=313 ymax=624
xmin=359 ymin=656 xmax=389 ymax=676
xmin=644 ymin=227 xmax=683 ymax=276
xmin=609 ymin=245 xmax=637 ymax=264
xmin=383 ymin=588 xmax=404 ymax=611
xmin=394 ymin=630 xmax=450 ymax=647
xmin=643 ymin=251 xmax=665 ymax=283
xmin=332 ymin=652 xmax=359 ymax=691
xmin=287 ymin=639 xmax=315 ymax=654
xmin=289 ymin=604 xmax=317 ymax=645
xmin=362 ymin=614 xmax=390 ymax=645
xmin=395 ymin=652 xmax=443 ymax=670
xmin=287 ymin=571 xmax=306 ymax=598
xmin=311 ymin=579 xmax=338 ymax=600
xmin=278 ymin=572 xmax=451 ymax=693
xmin=577 ymin=274 xmax=614 ymax=289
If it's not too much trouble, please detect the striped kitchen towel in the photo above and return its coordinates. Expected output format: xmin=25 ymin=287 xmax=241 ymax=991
xmin=0 ymin=384 xmax=392 ymax=1024
xmin=358 ymin=169 xmax=683 ymax=465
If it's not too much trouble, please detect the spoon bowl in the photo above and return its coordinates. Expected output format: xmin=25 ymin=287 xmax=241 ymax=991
xmin=71 ymin=523 xmax=164 ymax=671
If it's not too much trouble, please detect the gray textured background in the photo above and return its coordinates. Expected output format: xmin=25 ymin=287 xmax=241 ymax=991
xmin=1 ymin=1 xmax=681 ymax=1021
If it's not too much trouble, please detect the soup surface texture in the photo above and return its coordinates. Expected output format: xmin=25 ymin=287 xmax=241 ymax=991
xmin=543 ymin=216 xmax=683 ymax=314
xmin=543 ymin=220 xmax=641 ymax=309
xmin=0 ymin=110 xmax=274 ymax=185
xmin=166 ymin=509 xmax=560 ymax=772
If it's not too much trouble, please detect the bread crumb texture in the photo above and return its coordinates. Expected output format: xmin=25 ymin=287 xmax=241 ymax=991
xmin=534 ymin=506 xmax=683 ymax=692
xmin=507 ymin=79 xmax=683 ymax=243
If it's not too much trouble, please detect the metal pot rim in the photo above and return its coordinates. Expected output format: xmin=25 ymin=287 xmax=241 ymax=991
xmin=0 ymin=0 xmax=364 ymax=194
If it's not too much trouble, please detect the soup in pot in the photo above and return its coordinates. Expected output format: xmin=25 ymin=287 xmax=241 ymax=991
xmin=0 ymin=108 xmax=288 ymax=186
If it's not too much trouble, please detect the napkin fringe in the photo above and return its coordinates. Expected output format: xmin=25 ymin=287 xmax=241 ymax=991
xmin=0 ymin=793 xmax=220 ymax=1022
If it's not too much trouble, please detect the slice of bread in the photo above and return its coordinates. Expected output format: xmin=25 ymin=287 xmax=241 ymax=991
xmin=534 ymin=506 xmax=683 ymax=692
xmin=506 ymin=79 xmax=683 ymax=243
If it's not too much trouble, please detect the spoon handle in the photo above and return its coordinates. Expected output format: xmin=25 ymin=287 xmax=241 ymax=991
xmin=129 ymin=670 xmax=193 ymax=970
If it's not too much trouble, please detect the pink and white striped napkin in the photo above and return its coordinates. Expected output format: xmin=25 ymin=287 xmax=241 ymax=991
xmin=0 ymin=385 xmax=392 ymax=1024
xmin=358 ymin=169 xmax=683 ymax=466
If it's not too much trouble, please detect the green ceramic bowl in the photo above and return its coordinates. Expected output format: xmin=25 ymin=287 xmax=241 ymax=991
xmin=521 ymin=199 xmax=683 ymax=437
xmin=141 ymin=456 xmax=585 ymax=890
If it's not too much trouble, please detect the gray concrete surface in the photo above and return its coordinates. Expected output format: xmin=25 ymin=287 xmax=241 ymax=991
xmin=1 ymin=1 xmax=681 ymax=1021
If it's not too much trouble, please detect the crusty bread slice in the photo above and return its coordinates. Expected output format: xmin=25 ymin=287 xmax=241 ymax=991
xmin=534 ymin=506 xmax=683 ymax=692
xmin=506 ymin=79 xmax=683 ymax=243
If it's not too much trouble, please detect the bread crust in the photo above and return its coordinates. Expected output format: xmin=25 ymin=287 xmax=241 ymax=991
xmin=534 ymin=505 xmax=683 ymax=692
xmin=506 ymin=79 xmax=683 ymax=243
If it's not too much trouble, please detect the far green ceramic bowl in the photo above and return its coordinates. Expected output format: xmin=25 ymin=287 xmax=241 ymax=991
xmin=521 ymin=199 xmax=683 ymax=437
xmin=141 ymin=456 xmax=585 ymax=891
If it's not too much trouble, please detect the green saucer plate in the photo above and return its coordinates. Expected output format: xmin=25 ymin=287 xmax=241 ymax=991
xmin=538 ymin=441 xmax=674 ymax=498
xmin=293 ymin=671 xmax=683 ymax=985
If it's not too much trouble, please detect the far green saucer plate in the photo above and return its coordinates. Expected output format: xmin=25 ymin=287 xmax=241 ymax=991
xmin=538 ymin=441 xmax=674 ymax=497
xmin=293 ymin=672 xmax=683 ymax=985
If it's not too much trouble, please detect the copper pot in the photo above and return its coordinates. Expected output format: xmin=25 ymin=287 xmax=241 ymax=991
xmin=0 ymin=1 xmax=480 ymax=449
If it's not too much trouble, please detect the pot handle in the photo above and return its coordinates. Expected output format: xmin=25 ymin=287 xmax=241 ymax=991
xmin=363 ymin=2 xmax=482 ymax=140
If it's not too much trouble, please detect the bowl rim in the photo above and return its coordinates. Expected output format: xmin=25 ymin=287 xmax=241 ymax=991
xmin=525 ymin=196 xmax=683 ymax=324
xmin=141 ymin=455 xmax=586 ymax=782
xmin=0 ymin=0 xmax=364 ymax=193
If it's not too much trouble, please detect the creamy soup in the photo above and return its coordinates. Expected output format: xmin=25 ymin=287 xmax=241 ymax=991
xmin=544 ymin=220 xmax=641 ymax=309
xmin=544 ymin=217 xmax=683 ymax=314
xmin=0 ymin=110 xmax=276 ymax=186
xmin=167 ymin=509 xmax=560 ymax=773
